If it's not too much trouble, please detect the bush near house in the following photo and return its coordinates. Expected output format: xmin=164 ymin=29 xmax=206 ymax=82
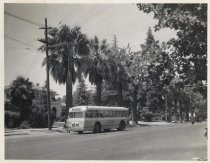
xmin=5 ymin=111 xmax=21 ymax=128
xmin=139 ymin=107 xmax=154 ymax=122
xmin=30 ymin=110 xmax=55 ymax=128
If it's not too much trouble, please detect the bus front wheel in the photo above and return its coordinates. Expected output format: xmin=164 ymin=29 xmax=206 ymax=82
xmin=93 ymin=123 xmax=101 ymax=133
xmin=78 ymin=131 xmax=83 ymax=134
xmin=118 ymin=121 xmax=125 ymax=131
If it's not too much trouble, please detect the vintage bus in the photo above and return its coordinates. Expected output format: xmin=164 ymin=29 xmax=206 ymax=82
xmin=66 ymin=106 xmax=129 ymax=134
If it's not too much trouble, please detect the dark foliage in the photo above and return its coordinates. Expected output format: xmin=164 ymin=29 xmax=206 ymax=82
xmin=5 ymin=111 xmax=21 ymax=128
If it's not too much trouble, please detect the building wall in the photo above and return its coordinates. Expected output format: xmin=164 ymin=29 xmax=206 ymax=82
xmin=51 ymin=102 xmax=63 ymax=118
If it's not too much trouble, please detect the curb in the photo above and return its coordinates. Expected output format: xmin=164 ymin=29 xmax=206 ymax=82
xmin=5 ymin=133 xmax=29 ymax=136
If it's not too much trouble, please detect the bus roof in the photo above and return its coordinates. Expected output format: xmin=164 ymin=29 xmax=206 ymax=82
xmin=69 ymin=106 xmax=129 ymax=112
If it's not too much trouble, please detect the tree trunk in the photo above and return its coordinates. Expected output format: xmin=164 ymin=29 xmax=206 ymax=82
xmin=165 ymin=91 xmax=168 ymax=122
xmin=65 ymin=70 xmax=73 ymax=120
xmin=96 ymin=76 xmax=102 ymax=106
xmin=168 ymin=105 xmax=172 ymax=122
xmin=117 ymin=83 xmax=123 ymax=106
xmin=132 ymin=85 xmax=138 ymax=123
xmin=174 ymin=100 xmax=178 ymax=121
xmin=185 ymin=101 xmax=190 ymax=121
xmin=180 ymin=102 xmax=183 ymax=121
xmin=65 ymin=48 xmax=73 ymax=121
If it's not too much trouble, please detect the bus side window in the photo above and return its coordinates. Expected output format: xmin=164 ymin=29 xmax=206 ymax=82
xmin=104 ymin=110 xmax=109 ymax=117
xmin=111 ymin=111 xmax=114 ymax=117
xmin=101 ymin=110 xmax=104 ymax=118
xmin=96 ymin=110 xmax=100 ymax=118
xmin=115 ymin=111 xmax=118 ymax=117
xmin=122 ymin=111 xmax=124 ymax=117
xmin=85 ymin=111 xmax=90 ymax=118
xmin=120 ymin=111 xmax=123 ymax=117
xmin=90 ymin=111 xmax=93 ymax=118
xmin=93 ymin=110 xmax=98 ymax=118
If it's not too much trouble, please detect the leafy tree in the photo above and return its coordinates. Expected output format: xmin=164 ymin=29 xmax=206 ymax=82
xmin=73 ymin=77 xmax=89 ymax=106
xmin=136 ymin=4 xmax=207 ymax=85
xmin=183 ymin=85 xmax=206 ymax=120
xmin=120 ymin=28 xmax=175 ymax=122
xmin=140 ymin=27 xmax=162 ymax=110
xmin=39 ymin=25 xmax=89 ymax=120
xmin=168 ymin=77 xmax=184 ymax=120
xmin=101 ymin=81 xmax=118 ymax=106
xmin=109 ymin=35 xmax=129 ymax=106
xmin=137 ymin=4 xmax=207 ymax=121
xmin=117 ymin=45 xmax=142 ymax=123
xmin=9 ymin=76 xmax=35 ymax=122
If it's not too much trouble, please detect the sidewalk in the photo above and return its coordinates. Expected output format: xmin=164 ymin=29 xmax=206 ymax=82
xmin=137 ymin=121 xmax=175 ymax=126
xmin=5 ymin=121 xmax=66 ymax=137
xmin=5 ymin=127 xmax=66 ymax=137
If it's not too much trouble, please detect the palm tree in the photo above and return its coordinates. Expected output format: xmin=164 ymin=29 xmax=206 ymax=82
xmin=39 ymin=25 xmax=89 ymax=120
xmin=80 ymin=36 xmax=113 ymax=106
xmin=10 ymin=76 xmax=35 ymax=122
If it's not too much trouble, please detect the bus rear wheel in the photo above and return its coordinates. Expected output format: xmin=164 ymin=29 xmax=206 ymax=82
xmin=118 ymin=121 xmax=125 ymax=131
xmin=93 ymin=123 xmax=101 ymax=133
xmin=104 ymin=129 xmax=110 ymax=132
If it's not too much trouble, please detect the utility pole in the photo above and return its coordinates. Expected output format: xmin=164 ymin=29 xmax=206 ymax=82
xmin=39 ymin=18 xmax=52 ymax=130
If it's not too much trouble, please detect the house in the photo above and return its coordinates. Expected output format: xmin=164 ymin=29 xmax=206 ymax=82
xmin=4 ymin=83 xmax=64 ymax=119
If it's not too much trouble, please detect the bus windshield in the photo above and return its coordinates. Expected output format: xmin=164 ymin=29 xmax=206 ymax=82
xmin=69 ymin=112 xmax=83 ymax=118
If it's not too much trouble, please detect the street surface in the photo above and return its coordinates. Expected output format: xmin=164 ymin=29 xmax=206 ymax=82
xmin=5 ymin=122 xmax=207 ymax=160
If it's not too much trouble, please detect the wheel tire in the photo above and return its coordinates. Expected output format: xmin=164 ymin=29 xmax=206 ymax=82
xmin=118 ymin=121 xmax=125 ymax=131
xmin=104 ymin=129 xmax=110 ymax=132
xmin=78 ymin=131 xmax=83 ymax=134
xmin=93 ymin=123 xmax=101 ymax=133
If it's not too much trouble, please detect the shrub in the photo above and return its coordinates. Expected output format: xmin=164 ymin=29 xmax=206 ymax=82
xmin=30 ymin=111 xmax=48 ymax=128
xmin=30 ymin=111 xmax=55 ymax=128
xmin=19 ymin=121 xmax=31 ymax=129
xmin=5 ymin=111 xmax=21 ymax=128
xmin=140 ymin=107 xmax=154 ymax=122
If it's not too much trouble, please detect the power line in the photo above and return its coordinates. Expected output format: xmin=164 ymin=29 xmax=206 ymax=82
xmin=25 ymin=53 xmax=41 ymax=78
xmin=4 ymin=34 xmax=37 ymax=49
xmin=5 ymin=46 xmax=36 ymax=50
xmin=4 ymin=11 xmax=44 ymax=27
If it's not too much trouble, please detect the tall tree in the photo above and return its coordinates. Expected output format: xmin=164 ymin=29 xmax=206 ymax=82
xmin=141 ymin=29 xmax=174 ymax=120
xmin=80 ymin=36 xmax=113 ymax=106
xmin=39 ymin=25 xmax=89 ymax=120
xmin=73 ymin=78 xmax=89 ymax=106
xmin=9 ymin=76 xmax=35 ymax=122
xmin=118 ymin=45 xmax=142 ymax=123
xmin=137 ymin=4 xmax=207 ymax=84
xmin=109 ymin=35 xmax=129 ymax=106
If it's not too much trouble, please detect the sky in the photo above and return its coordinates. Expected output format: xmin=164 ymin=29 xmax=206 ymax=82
xmin=4 ymin=3 xmax=177 ymax=98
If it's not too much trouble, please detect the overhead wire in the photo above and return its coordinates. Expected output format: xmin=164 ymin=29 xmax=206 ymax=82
xmin=4 ymin=11 xmax=44 ymax=27
xmin=5 ymin=6 xmax=125 ymax=79
xmin=25 ymin=53 xmax=42 ymax=78
xmin=4 ymin=11 xmax=50 ymax=79
xmin=4 ymin=34 xmax=41 ymax=77
xmin=4 ymin=34 xmax=37 ymax=49
xmin=5 ymin=47 xmax=36 ymax=50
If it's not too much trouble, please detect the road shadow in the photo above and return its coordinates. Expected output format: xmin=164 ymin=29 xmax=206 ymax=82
xmin=71 ymin=129 xmax=129 ymax=135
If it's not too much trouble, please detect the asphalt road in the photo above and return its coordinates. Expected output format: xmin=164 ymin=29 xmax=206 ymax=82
xmin=5 ymin=122 xmax=207 ymax=160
